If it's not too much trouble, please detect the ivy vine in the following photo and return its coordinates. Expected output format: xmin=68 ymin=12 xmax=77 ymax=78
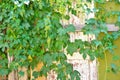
xmin=0 ymin=0 xmax=120 ymax=80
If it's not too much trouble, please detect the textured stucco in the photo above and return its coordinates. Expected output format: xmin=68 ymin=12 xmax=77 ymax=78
xmin=98 ymin=33 xmax=120 ymax=80
xmin=95 ymin=1 xmax=120 ymax=24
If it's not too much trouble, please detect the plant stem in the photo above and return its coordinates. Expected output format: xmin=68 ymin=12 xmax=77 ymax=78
xmin=104 ymin=52 xmax=107 ymax=80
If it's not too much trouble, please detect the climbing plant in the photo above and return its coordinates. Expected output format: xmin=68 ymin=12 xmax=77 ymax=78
xmin=0 ymin=0 xmax=120 ymax=80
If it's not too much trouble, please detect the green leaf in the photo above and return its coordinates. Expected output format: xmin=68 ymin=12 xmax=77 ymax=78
xmin=83 ymin=53 xmax=87 ymax=59
xmin=67 ymin=43 xmax=78 ymax=55
xmin=118 ymin=16 xmax=120 ymax=22
xmin=66 ymin=24 xmax=75 ymax=32
xmin=32 ymin=71 xmax=39 ymax=78
xmin=57 ymin=28 xmax=66 ymax=36
xmin=70 ymin=70 xmax=80 ymax=80
xmin=58 ymin=53 xmax=67 ymax=60
xmin=1 ymin=0 xmax=120 ymax=79
xmin=111 ymin=31 xmax=120 ymax=40
xmin=71 ymin=9 xmax=77 ymax=15
xmin=75 ymin=40 xmax=84 ymax=48
xmin=90 ymin=55 xmax=95 ymax=61
xmin=111 ymin=63 xmax=117 ymax=73
xmin=112 ymin=55 xmax=120 ymax=61
xmin=51 ymin=53 xmax=59 ymax=61
xmin=36 ymin=20 xmax=45 ymax=29
xmin=57 ymin=71 xmax=66 ymax=80
xmin=0 ymin=16 xmax=3 ymax=21
xmin=43 ymin=54 xmax=52 ymax=66
xmin=111 ymin=63 xmax=116 ymax=69
xmin=92 ymin=40 xmax=102 ymax=47
xmin=55 ymin=41 xmax=63 ymax=50
xmin=19 ymin=71 xmax=25 ymax=77
xmin=66 ymin=64 xmax=73 ymax=74
xmin=0 ymin=69 xmax=9 ymax=76
xmin=64 ymin=15 xmax=70 ymax=20
xmin=86 ymin=18 xmax=96 ymax=25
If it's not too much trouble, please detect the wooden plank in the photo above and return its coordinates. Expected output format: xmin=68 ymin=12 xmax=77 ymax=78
xmin=107 ymin=24 xmax=119 ymax=31
xmin=64 ymin=24 xmax=119 ymax=31
xmin=66 ymin=32 xmax=97 ymax=80
xmin=89 ymin=61 xmax=98 ymax=80
xmin=68 ymin=59 xmax=90 ymax=80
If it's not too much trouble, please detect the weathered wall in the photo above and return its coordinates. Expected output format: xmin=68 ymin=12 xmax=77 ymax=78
xmin=96 ymin=1 xmax=120 ymax=80
xmin=95 ymin=1 xmax=120 ymax=24
xmin=34 ymin=62 xmax=46 ymax=80
xmin=98 ymin=33 xmax=120 ymax=80
xmin=35 ymin=32 xmax=97 ymax=80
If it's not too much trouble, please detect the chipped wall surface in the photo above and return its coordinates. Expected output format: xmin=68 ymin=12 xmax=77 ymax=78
xmin=47 ymin=1 xmax=120 ymax=80
xmin=61 ymin=1 xmax=94 ymax=26
xmin=47 ymin=1 xmax=98 ymax=80
xmin=27 ymin=1 xmax=96 ymax=80
xmin=67 ymin=32 xmax=97 ymax=80
xmin=47 ymin=32 xmax=97 ymax=80
xmin=19 ymin=1 xmax=96 ymax=80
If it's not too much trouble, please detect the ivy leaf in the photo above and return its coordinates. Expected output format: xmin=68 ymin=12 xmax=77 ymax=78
xmin=55 ymin=41 xmax=63 ymax=50
xmin=64 ymin=15 xmax=70 ymax=20
xmin=32 ymin=71 xmax=39 ymax=79
xmin=75 ymin=40 xmax=84 ymax=48
xmin=71 ymin=9 xmax=77 ymax=15
xmin=40 ymin=66 xmax=50 ymax=77
xmin=111 ymin=31 xmax=120 ymax=40
xmin=0 ymin=16 xmax=3 ymax=21
xmin=51 ymin=53 xmax=59 ymax=61
xmin=83 ymin=53 xmax=87 ymax=59
xmin=86 ymin=8 xmax=91 ymax=15
xmin=57 ymin=71 xmax=66 ymax=80
xmin=36 ymin=20 xmax=45 ymax=29
xmin=67 ymin=43 xmax=78 ymax=55
xmin=118 ymin=16 xmax=120 ymax=22
xmin=18 ymin=71 xmax=24 ymax=77
xmin=92 ymin=40 xmax=102 ymax=47
xmin=111 ymin=63 xmax=116 ymax=69
xmin=66 ymin=64 xmax=73 ymax=74
xmin=58 ymin=53 xmax=67 ymax=60
xmin=86 ymin=18 xmax=96 ymax=25
xmin=0 ymin=69 xmax=9 ymax=76
xmin=57 ymin=28 xmax=66 ymax=36
xmin=90 ymin=55 xmax=95 ymax=61
xmin=112 ymin=55 xmax=120 ymax=61
xmin=111 ymin=63 xmax=117 ymax=73
xmin=43 ymin=54 xmax=52 ymax=66
xmin=70 ymin=70 xmax=80 ymax=80
xmin=95 ymin=0 xmax=105 ymax=3
xmin=66 ymin=24 xmax=75 ymax=32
